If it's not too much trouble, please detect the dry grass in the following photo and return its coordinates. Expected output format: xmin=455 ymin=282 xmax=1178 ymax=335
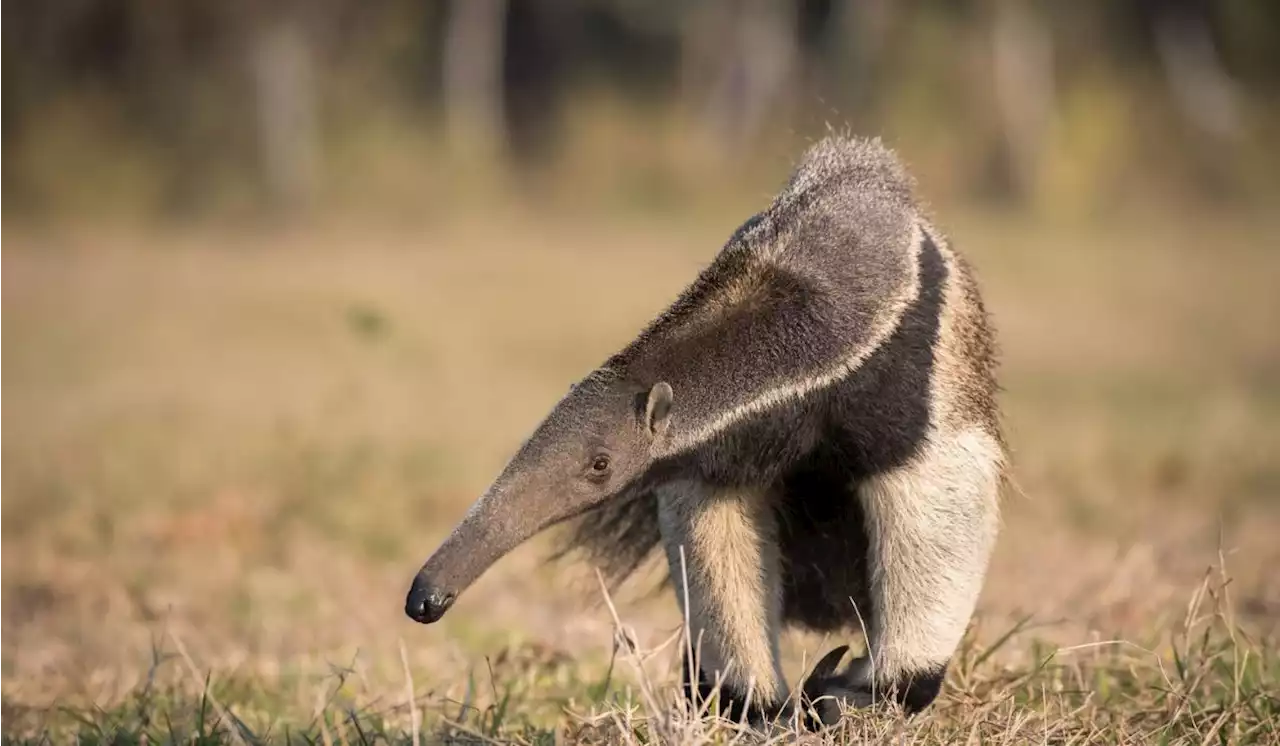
xmin=3 ymin=204 xmax=1279 ymax=744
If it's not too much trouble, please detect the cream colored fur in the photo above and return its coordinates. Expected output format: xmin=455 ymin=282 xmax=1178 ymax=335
xmin=856 ymin=427 xmax=1003 ymax=683
xmin=656 ymin=481 xmax=787 ymax=705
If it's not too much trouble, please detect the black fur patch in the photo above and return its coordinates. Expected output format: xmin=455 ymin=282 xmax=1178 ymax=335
xmin=776 ymin=454 xmax=873 ymax=631
xmin=896 ymin=663 xmax=948 ymax=714
xmin=826 ymin=227 xmax=946 ymax=475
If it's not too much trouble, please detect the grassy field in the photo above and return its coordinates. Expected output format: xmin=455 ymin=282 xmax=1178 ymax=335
xmin=3 ymin=202 xmax=1279 ymax=744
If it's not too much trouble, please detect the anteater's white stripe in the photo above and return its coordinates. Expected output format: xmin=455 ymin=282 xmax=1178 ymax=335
xmin=661 ymin=220 xmax=927 ymax=456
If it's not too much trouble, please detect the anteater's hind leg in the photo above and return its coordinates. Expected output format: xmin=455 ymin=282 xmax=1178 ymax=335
xmin=800 ymin=428 xmax=1003 ymax=725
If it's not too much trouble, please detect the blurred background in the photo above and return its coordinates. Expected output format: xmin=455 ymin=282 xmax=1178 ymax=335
xmin=3 ymin=0 xmax=1279 ymax=737
xmin=5 ymin=0 xmax=1280 ymax=221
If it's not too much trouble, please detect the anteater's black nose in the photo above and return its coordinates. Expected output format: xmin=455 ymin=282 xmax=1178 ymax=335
xmin=405 ymin=576 xmax=456 ymax=624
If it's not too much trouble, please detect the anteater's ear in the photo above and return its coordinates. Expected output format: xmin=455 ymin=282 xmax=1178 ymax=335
xmin=645 ymin=382 xmax=673 ymax=437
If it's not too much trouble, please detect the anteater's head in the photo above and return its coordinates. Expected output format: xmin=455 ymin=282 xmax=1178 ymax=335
xmin=404 ymin=371 xmax=673 ymax=624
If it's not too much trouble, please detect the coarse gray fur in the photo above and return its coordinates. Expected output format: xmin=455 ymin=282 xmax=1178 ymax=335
xmin=406 ymin=134 xmax=1006 ymax=729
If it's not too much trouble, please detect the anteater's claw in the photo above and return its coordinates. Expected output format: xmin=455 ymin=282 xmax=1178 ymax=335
xmin=798 ymin=645 xmax=878 ymax=728
xmin=805 ymin=644 xmax=850 ymax=682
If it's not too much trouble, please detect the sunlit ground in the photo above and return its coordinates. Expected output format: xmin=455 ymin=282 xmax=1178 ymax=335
xmin=3 ymin=201 xmax=1278 ymax=742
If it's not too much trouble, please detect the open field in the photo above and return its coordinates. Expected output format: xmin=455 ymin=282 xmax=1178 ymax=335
xmin=3 ymin=204 xmax=1279 ymax=744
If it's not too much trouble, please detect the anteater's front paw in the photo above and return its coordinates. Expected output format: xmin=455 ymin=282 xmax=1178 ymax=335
xmin=796 ymin=645 xmax=876 ymax=728
xmin=796 ymin=645 xmax=950 ymax=727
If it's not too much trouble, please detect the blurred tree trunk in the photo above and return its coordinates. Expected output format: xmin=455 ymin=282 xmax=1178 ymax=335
xmin=682 ymin=0 xmax=800 ymax=156
xmin=989 ymin=0 xmax=1055 ymax=203
xmin=442 ymin=0 xmax=508 ymax=161
xmin=250 ymin=13 xmax=319 ymax=215
xmin=1151 ymin=3 xmax=1241 ymax=143
xmin=823 ymin=0 xmax=898 ymax=122
xmin=792 ymin=0 xmax=834 ymax=122
xmin=502 ymin=0 xmax=570 ymax=170
xmin=1150 ymin=0 xmax=1242 ymax=198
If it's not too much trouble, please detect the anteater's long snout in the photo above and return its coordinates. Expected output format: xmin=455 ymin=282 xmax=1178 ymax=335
xmin=405 ymin=574 xmax=456 ymax=624
xmin=401 ymin=479 xmax=535 ymax=626
xmin=401 ymin=455 xmax=586 ymax=627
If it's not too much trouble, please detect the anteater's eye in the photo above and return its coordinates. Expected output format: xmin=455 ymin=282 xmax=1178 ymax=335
xmin=591 ymin=455 xmax=611 ymax=473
